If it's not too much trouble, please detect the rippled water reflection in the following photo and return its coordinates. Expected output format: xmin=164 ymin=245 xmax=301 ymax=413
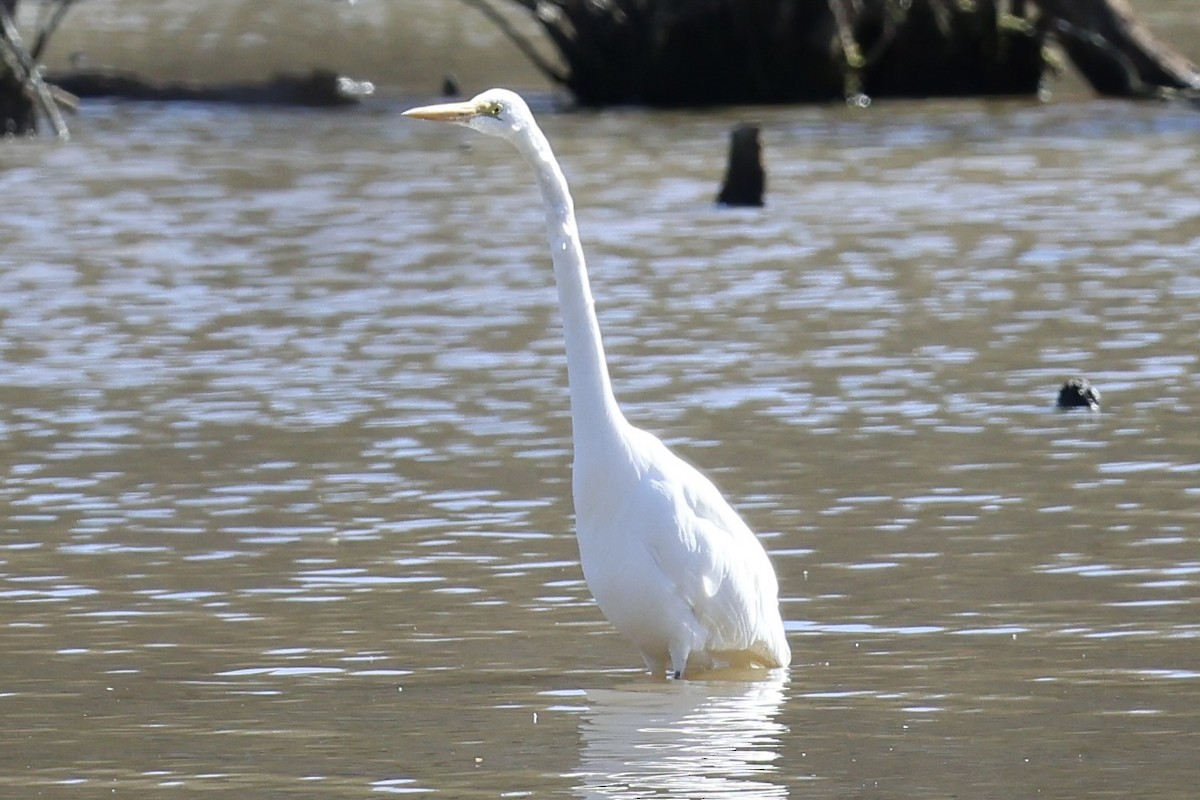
xmin=2 ymin=95 xmax=1199 ymax=797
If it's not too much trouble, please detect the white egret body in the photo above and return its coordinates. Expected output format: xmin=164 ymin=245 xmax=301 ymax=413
xmin=404 ymin=89 xmax=790 ymax=677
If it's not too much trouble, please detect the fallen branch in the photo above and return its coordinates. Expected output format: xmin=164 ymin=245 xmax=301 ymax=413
xmin=455 ymin=0 xmax=568 ymax=86
xmin=32 ymin=0 xmax=81 ymax=62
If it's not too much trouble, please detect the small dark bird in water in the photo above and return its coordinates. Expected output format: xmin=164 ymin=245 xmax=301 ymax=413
xmin=717 ymin=124 xmax=765 ymax=207
xmin=1057 ymin=378 xmax=1100 ymax=411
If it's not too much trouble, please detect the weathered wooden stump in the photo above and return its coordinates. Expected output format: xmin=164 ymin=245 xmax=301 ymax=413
xmin=717 ymin=124 xmax=765 ymax=208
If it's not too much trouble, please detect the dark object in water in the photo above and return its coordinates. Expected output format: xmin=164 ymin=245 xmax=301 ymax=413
xmin=1057 ymin=378 xmax=1101 ymax=410
xmin=717 ymin=124 xmax=764 ymax=207
xmin=47 ymin=68 xmax=373 ymax=107
xmin=491 ymin=0 xmax=1192 ymax=106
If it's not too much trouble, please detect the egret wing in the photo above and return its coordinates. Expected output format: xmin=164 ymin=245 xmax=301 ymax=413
xmin=641 ymin=447 xmax=782 ymax=659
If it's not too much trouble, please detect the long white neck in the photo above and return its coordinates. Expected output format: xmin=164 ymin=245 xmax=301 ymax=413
xmin=508 ymin=119 xmax=627 ymax=459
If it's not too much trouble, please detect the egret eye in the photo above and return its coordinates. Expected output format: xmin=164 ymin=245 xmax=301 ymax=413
xmin=483 ymin=101 xmax=503 ymax=117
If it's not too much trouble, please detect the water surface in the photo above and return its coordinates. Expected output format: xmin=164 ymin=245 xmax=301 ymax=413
xmin=2 ymin=91 xmax=1199 ymax=797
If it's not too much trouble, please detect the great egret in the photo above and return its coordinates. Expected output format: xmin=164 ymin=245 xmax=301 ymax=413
xmin=404 ymin=89 xmax=791 ymax=678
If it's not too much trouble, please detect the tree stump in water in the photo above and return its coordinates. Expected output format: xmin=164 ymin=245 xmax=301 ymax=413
xmin=717 ymin=124 xmax=765 ymax=208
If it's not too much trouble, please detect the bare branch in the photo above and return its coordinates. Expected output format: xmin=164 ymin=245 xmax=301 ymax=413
xmin=0 ymin=2 xmax=68 ymax=137
xmin=454 ymin=0 xmax=569 ymax=85
xmin=32 ymin=0 xmax=82 ymax=62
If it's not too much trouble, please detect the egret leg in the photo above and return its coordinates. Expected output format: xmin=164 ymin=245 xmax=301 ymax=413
xmin=642 ymin=652 xmax=667 ymax=678
xmin=668 ymin=641 xmax=691 ymax=680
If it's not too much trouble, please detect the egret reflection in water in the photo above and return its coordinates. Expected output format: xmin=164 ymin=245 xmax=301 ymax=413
xmin=572 ymin=675 xmax=788 ymax=799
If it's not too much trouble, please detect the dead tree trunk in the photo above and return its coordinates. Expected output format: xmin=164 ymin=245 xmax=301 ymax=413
xmin=1035 ymin=0 xmax=1199 ymax=96
xmin=854 ymin=0 xmax=1045 ymax=99
xmin=0 ymin=0 xmax=35 ymax=134
xmin=0 ymin=0 xmax=74 ymax=137
xmin=468 ymin=0 xmax=1046 ymax=106
xmin=466 ymin=0 xmax=1196 ymax=107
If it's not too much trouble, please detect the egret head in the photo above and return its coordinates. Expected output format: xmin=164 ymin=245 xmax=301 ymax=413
xmin=403 ymin=88 xmax=531 ymax=141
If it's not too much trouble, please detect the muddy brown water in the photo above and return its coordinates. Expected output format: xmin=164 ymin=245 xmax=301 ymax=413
xmin=4 ymin=3 xmax=1200 ymax=797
